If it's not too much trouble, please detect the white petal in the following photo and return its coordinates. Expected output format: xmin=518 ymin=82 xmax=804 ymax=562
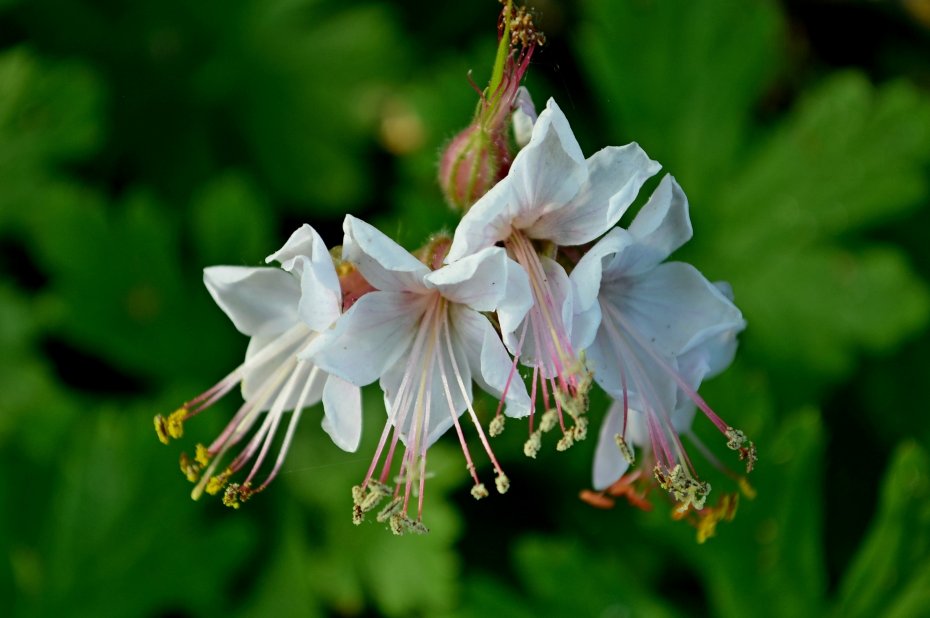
xmin=203 ymin=266 xmax=300 ymax=337
xmin=508 ymin=257 xmax=574 ymax=378
xmin=452 ymin=306 xmax=530 ymax=418
xmin=321 ymin=375 xmax=362 ymax=452
xmin=305 ymin=291 xmax=425 ymax=386
xmin=606 ymin=261 xmax=744 ymax=359
xmin=446 ymin=176 xmax=520 ymax=262
xmin=380 ymin=316 xmax=472 ymax=449
xmin=569 ymin=228 xmax=632 ymax=316
xmin=529 ymin=143 xmax=660 ymax=246
xmin=585 ymin=309 xmax=678 ymax=417
xmin=571 ymin=295 xmax=602 ymax=355
xmin=592 ymin=402 xmax=631 ymax=490
xmin=293 ymin=254 xmax=342 ymax=332
xmin=266 ymin=223 xmax=328 ymax=274
xmin=424 ymin=246 xmax=508 ymax=311
xmin=626 ymin=175 xmax=693 ymax=269
xmin=531 ymin=99 xmax=585 ymax=165
xmin=508 ymin=104 xmax=587 ymax=227
xmin=512 ymin=86 xmax=537 ymax=148
xmin=496 ymin=257 xmax=533 ymax=349
xmin=242 ymin=334 xmax=323 ymax=412
xmin=342 ymin=215 xmax=429 ymax=293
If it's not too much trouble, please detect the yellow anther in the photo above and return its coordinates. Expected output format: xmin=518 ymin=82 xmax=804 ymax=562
xmin=179 ymin=453 xmax=201 ymax=483
xmin=222 ymin=482 xmax=254 ymax=510
xmin=222 ymin=484 xmax=242 ymax=510
xmin=166 ymin=408 xmax=187 ymax=440
xmin=410 ymin=519 xmax=429 ymax=535
xmin=194 ymin=444 xmax=211 ymax=467
xmin=556 ymin=432 xmax=574 ymax=451
xmin=360 ymin=488 xmax=387 ymax=513
xmin=352 ymin=504 xmax=364 ymax=525
xmin=738 ymin=477 xmax=757 ymax=500
xmin=389 ymin=513 xmax=408 ymax=536
xmin=572 ymin=416 xmax=588 ymax=441
xmin=696 ymin=493 xmax=739 ymax=544
xmin=495 ymin=473 xmax=510 ymax=494
xmin=471 ymin=484 xmax=489 ymax=500
xmin=489 ymin=415 xmax=506 ymax=437
xmin=376 ymin=497 xmax=404 ymax=523
xmin=615 ymin=434 xmax=636 ymax=465
xmin=540 ymin=409 xmax=558 ymax=433
xmin=206 ymin=469 xmax=232 ymax=496
xmin=523 ymin=430 xmax=541 ymax=458
xmin=153 ymin=415 xmax=170 ymax=444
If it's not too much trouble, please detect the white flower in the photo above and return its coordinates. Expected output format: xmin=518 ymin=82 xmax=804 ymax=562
xmin=305 ymin=215 xmax=531 ymax=534
xmin=570 ymin=175 xmax=751 ymax=512
xmin=154 ymin=225 xmax=362 ymax=508
xmin=446 ymin=97 xmax=660 ymax=454
xmin=591 ymin=318 xmax=741 ymax=491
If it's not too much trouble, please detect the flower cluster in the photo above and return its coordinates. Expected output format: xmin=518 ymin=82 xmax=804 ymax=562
xmin=155 ymin=2 xmax=755 ymax=538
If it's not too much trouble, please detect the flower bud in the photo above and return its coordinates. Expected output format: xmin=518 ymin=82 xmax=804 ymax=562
xmin=438 ymin=125 xmax=510 ymax=212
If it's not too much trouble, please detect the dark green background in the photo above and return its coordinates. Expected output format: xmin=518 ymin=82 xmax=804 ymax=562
xmin=3 ymin=0 xmax=930 ymax=616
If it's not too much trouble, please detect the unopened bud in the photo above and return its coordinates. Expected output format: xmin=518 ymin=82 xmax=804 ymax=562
xmin=438 ymin=125 xmax=510 ymax=211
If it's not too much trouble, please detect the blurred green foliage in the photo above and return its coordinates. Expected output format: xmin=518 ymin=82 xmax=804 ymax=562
xmin=2 ymin=0 xmax=929 ymax=616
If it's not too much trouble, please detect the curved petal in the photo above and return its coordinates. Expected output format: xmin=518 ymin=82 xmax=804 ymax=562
xmin=626 ymin=174 xmax=693 ymax=270
xmin=496 ymin=257 xmax=533 ymax=349
xmin=607 ymin=262 xmax=745 ymax=359
xmin=508 ymin=105 xmax=587 ymax=228
xmin=529 ymin=143 xmax=660 ymax=246
xmin=586 ymin=305 xmax=678 ymax=417
xmin=446 ymin=176 xmax=520 ymax=262
xmin=304 ymin=291 xmax=426 ymax=386
xmin=203 ymin=266 xmax=300 ymax=337
xmin=266 ymin=223 xmax=328 ymax=274
xmin=592 ymin=401 xmax=632 ymax=490
xmin=293 ymin=254 xmax=342 ymax=332
xmin=451 ymin=305 xmax=530 ymax=418
xmin=570 ymin=228 xmax=633 ymax=324
xmin=512 ymin=86 xmax=537 ymax=148
xmin=321 ymin=374 xmax=362 ymax=452
xmin=425 ymin=246 xmax=508 ymax=311
xmin=530 ymin=99 xmax=585 ymax=166
xmin=342 ymin=215 xmax=429 ymax=293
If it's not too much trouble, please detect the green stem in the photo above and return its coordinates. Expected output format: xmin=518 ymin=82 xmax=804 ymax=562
xmin=487 ymin=0 xmax=513 ymax=100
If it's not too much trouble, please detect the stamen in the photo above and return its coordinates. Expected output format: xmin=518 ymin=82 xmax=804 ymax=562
xmin=489 ymin=415 xmax=506 ymax=437
xmin=615 ymin=434 xmax=636 ymax=465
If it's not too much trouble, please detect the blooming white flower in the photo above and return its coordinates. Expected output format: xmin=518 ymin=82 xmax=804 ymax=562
xmin=154 ymin=225 xmax=362 ymax=507
xmin=305 ymin=215 xmax=531 ymax=534
xmin=447 ymin=97 xmax=660 ymax=453
xmin=571 ymin=175 xmax=751 ymax=512
xmin=591 ymin=317 xmax=741 ymax=491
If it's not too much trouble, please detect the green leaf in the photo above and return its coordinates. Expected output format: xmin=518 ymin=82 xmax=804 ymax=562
xmin=665 ymin=409 xmax=827 ymax=618
xmin=0 ymin=47 xmax=102 ymax=173
xmin=833 ymin=443 xmax=930 ymax=618
xmin=14 ymin=404 xmax=255 ymax=618
xmin=241 ymin=502 xmax=324 ymax=618
xmin=190 ymin=172 xmax=274 ymax=266
xmin=710 ymin=75 xmax=930 ymax=380
xmin=233 ymin=2 xmax=409 ymax=209
xmin=284 ymin=393 xmax=463 ymax=617
xmin=578 ymin=0 xmax=783 ymax=203
xmin=22 ymin=185 xmax=241 ymax=383
xmin=501 ymin=536 xmax=682 ymax=618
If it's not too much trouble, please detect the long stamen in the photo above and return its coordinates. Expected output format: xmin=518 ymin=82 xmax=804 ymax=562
xmin=441 ymin=317 xmax=509 ymax=492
